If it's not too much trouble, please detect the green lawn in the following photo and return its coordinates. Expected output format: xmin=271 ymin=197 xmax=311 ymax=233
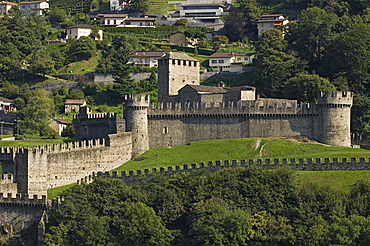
xmin=148 ymin=0 xmax=176 ymax=14
xmin=112 ymin=138 xmax=370 ymax=173
xmin=0 ymin=139 xmax=67 ymax=148
xmin=297 ymin=170 xmax=370 ymax=194
xmin=55 ymin=53 xmax=101 ymax=75
xmin=46 ymin=137 xmax=370 ymax=199
xmin=48 ymin=183 xmax=76 ymax=200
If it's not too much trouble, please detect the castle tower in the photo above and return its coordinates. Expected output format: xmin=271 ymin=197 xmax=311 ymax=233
xmin=158 ymin=52 xmax=200 ymax=103
xmin=124 ymin=94 xmax=150 ymax=158
xmin=318 ymin=91 xmax=353 ymax=147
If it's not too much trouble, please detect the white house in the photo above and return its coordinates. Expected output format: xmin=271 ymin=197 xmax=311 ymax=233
xmin=257 ymin=14 xmax=289 ymax=37
xmin=129 ymin=51 xmax=166 ymax=67
xmin=19 ymin=1 xmax=49 ymax=16
xmin=98 ymin=13 xmax=128 ymax=27
xmin=65 ymin=24 xmax=103 ymax=40
xmin=118 ymin=17 xmax=156 ymax=27
xmin=0 ymin=1 xmax=18 ymax=15
xmin=174 ymin=4 xmax=225 ymax=17
xmin=48 ymin=118 xmax=69 ymax=136
xmin=110 ymin=0 xmax=128 ymax=11
xmin=208 ymin=52 xmax=254 ymax=72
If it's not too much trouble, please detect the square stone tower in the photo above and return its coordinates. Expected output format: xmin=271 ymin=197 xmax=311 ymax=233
xmin=158 ymin=52 xmax=200 ymax=103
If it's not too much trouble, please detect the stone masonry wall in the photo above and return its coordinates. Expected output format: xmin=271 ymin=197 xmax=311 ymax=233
xmin=0 ymin=133 xmax=133 ymax=197
xmin=147 ymin=101 xmax=319 ymax=148
xmin=102 ymin=157 xmax=370 ymax=184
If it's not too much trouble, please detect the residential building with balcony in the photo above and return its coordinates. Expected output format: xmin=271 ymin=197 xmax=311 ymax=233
xmin=19 ymin=1 xmax=49 ymax=16
xmin=129 ymin=51 xmax=166 ymax=67
xmin=257 ymin=14 xmax=289 ymax=37
xmin=209 ymin=52 xmax=254 ymax=72
xmin=0 ymin=1 xmax=18 ymax=15
xmin=98 ymin=14 xmax=128 ymax=27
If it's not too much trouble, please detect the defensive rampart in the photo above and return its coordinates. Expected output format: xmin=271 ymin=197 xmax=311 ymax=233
xmin=0 ymin=194 xmax=47 ymax=246
xmin=98 ymin=157 xmax=370 ymax=183
xmin=0 ymin=133 xmax=133 ymax=196
xmin=147 ymin=101 xmax=319 ymax=148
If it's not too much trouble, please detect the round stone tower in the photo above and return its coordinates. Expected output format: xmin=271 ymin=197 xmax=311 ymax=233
xmin=124 ymin=94 xmax=150 ymax=158
xmin=318 ymin=91 xmax=353 ymax=147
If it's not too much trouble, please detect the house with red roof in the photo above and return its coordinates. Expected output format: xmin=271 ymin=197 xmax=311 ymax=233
xmin=0 ymin=1 xmax=18 ymax=15
xmin=129 ymin=51 xmax=166 ymax=67
xmin=208 ymin=52 xmax=254 ymax=72
xmin=19 ymin=1 xmax=49 ymax=16
xmin=257 ymin=14 xmax=289 ymax=37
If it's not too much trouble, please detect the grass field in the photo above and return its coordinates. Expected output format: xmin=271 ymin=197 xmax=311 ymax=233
xmin=112 ymin=137 xmax=370 ymax=172
xmin=148 ymin=0 xmax=176 ymax=15
xmin=297 ymin=170 xmax=370 ymax=194
xmin=46 ymin=137 xmax=370 ymax=198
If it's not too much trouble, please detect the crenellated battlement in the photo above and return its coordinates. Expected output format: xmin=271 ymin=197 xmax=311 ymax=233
xmin=124 ymin=94 xmax=150 ymax=108
xmin=318 ymin=91 xmax=353 ymax=106
xmin=0 ymin=139 xmax=106 ymax=157
xmin=98 ymin=157 xmax=370 ymax=183
xmin=0 ymin=193 xmax=47 ymax=206
xmin=73 ymin=112 xmax=116 ymax=120
xmin=148 ymin=100 xmax=318 ymax=116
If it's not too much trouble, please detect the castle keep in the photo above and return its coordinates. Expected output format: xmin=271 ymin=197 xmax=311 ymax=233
xmin=0 ymin=52 xmax=353 ymax=199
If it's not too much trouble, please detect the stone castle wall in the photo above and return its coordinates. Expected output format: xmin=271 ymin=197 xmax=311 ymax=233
xmin=101 ymin=157 xmax=370 ymax=184
xmin=147 ymin=100 xmax=319 ymax=148
xmin=0 ymin=194 xmax=47 ymax=246
xmin=0 ymin=134 xmax=133 ymax=196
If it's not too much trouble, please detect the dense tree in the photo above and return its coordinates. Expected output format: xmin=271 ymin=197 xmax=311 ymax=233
xmin=131 ymin=0 xmax=149 ymax=12
xmin=47 ymin=8 xmax=67 ymax=24
xmin=284 ymin=73 xmax=336 ymax=102
xmin=254 ymin=29 xmax=306 ymax=97
xmin=224 ymin=7 xmax=247 ymax=42
xmin=18 ymin=89 xmax=56 ymax=136
xmin=319 ymin=16 xmax=370 ymax=92
xmin=66 ymin=36 xmax=96 ymax=62
xmin=236 ymin=0 xmax=261 ymax=39
xmin=287 ymin=7 xmax=339 ymax=71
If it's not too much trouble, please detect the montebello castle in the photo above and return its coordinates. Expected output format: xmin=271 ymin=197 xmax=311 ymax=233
xmin=0 ymin=52 xmax=353 ymax=198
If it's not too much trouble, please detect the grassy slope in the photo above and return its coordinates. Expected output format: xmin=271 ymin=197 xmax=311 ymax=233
xmin=112 ymin=138 xmax=370 ymax=172
xmin=297 ymin=171 xmax=370 ymax=194
xmin=147 ymin=0 xmax=176 ymax=14
xmin=46 ymin=137 xmax=370 ymax=198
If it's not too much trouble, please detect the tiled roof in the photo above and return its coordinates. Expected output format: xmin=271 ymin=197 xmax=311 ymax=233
xmin=65 ymin=24 xmax=101 ymax=30
xmin=19 ymin=1 xmax=45 ymax=4
xmin=124 ymin=17 xmax=156 ymax=21
xmin=209 ymin=52 xmax=254 ymax=58
xmin=53 ymin=118 xmax=70 ymax=124
xmin=65 ymin=99 xmax=86 ymax=105
xmin=0 ymin=1 xmax=18 ymax=5
xmin=159 ymin=52 xmax=199 ymax=61
xmin=130 ymin=51 xmax=166 ymax=58
xmin=260 ymin=14 xmax=286 ymax=18
xmin=184 ymin=84 xmax=256 ymax=94
xmin=0 ymin=96 xmax=12 ymax=103
xmin=181 ymin=4 xmax=224 ymax=7
xmin=98 ymin=14 xmax=128 ymax=18
xmin=184 ymin=84 xmax=227 ymax=93
xmin=257 ymin=19 xmax=288 ymax=23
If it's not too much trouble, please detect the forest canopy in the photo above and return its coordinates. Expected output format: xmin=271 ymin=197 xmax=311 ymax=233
xmin=45 ymin=167 xmax=370 ymax=246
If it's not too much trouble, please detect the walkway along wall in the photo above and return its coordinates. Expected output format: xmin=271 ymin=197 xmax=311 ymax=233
xmin=0 ymin=133 xmax=133 ymax=197
xmin=99 ymin=157 xmax=370 ymax=183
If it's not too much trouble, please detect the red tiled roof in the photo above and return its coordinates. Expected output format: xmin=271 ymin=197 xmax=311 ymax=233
xmin=65 ymin=99 xmax=86 ymax=105
xmin=209 ymin=52 xmax=253 ymax=58
xmin=19 ymin=1 xmax=45 ymax=4
xmin=130 ymin=51 xmax=166 ymax=58
xmin=0 ymin=1 xmax=18 ymax=5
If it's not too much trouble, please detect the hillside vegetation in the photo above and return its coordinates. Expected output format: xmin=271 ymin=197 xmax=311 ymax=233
xmin=45 ymin=166 xmax=370 ymax=245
